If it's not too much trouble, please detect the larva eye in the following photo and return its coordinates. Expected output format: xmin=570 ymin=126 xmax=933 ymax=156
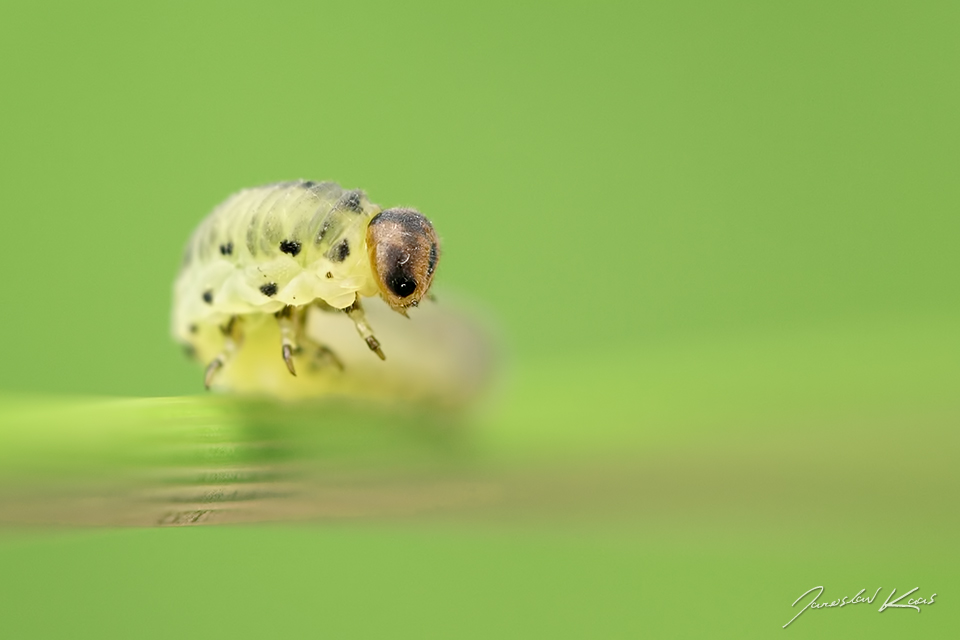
xmin=387 ymin=272 xmax=417 ymax=298
xmin=366 ymin=208 xmax=439 ymax=312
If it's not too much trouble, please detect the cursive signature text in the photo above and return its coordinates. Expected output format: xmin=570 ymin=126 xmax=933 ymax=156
xmin=783 ymin=586 xmax=936 ymax=628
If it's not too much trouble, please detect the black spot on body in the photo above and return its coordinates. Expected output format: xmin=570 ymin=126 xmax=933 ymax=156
xmin=338 ymin=190 xmax=363 ymax=213
xmin=329 ymin=239 xmax=350 ymax=262
xmin=260 ymin=283 xmax=278 ymax=297
xmin=302 ymin=180 xmax=316 ymax=188
xmin=202 ymin=290 xmax=214 ymax=304
xmin=188 ymin=324 xmax=198 ymax=334
xmin=279 ymin=239 xmax=301 ymax=256
xmin=316 ymin=218 xmax=332 ymax=244
xmin=219 ymin=242 xmax=233 ymax=256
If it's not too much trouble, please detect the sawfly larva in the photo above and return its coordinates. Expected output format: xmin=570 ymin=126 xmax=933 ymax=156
xmin=172 ymin=181 xmax=445 ymax=395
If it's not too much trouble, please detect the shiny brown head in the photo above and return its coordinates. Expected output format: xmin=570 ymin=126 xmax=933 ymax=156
xmin=366 ymin=208 xmax=440 ymax=312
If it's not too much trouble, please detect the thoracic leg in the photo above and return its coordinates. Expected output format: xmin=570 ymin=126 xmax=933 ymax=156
xmin=281 ymin=305 xmax=345 ymax=373
xmin=299 ymin=332 xmax=345 ymax=372
xmin=343 ymin=298 xmax=385 ymax=360
xmin=204 ymin=316 xmax=243 ymax=390
xmin=276 ymin=305 xmax=299 ymax=376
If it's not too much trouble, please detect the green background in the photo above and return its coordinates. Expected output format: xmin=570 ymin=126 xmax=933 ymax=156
xmin=0 ymin=1 xmax=957 ymax=637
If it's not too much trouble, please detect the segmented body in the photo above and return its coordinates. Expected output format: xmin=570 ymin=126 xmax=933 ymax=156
xmin=172 ymin=181 xmax=381 ymax=346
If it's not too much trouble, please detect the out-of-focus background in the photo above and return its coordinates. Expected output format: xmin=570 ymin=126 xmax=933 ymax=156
xmin=0 ymin=1 xmax=957 ymax=637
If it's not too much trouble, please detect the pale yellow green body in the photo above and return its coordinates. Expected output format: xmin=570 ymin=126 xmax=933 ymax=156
xmin=172 ymin=181 xmax=381 ymax=346
xmin=171 ymin=181 xmax=492 ymax=406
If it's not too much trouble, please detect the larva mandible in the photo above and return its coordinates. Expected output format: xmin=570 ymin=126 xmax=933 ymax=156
xmin=172 ymin=180 xmax=440 ymax=390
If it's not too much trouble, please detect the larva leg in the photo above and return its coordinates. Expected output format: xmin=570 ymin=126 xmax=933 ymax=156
xmin=279 ymin=305 xmax=345 ymax=373
xmin=302 ymin=303 xmax=345 ymax=370
xmin=344 ymin=298 xmax=386 ymax=360
xmin=204 ymin=316 xmax=243 ymax=390
xmin=312 ymin=344 xmax=345 ymax=371
xmin=276 ymin=306 xmax=300 ymax=377
xmin=299 ymin=333 xmax=345 ymax=372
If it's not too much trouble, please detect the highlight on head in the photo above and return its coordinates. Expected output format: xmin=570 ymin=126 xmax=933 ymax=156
xmin=366 ymin=208 xmax=440 ymax=311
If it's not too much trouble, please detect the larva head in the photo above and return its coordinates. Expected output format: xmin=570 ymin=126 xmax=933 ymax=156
xmin=366 ymin=208 xmax=440 ymax=312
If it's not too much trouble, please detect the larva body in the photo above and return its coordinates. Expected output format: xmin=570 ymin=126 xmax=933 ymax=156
xmin=173 ymin=181 xmax=442 ymax=394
